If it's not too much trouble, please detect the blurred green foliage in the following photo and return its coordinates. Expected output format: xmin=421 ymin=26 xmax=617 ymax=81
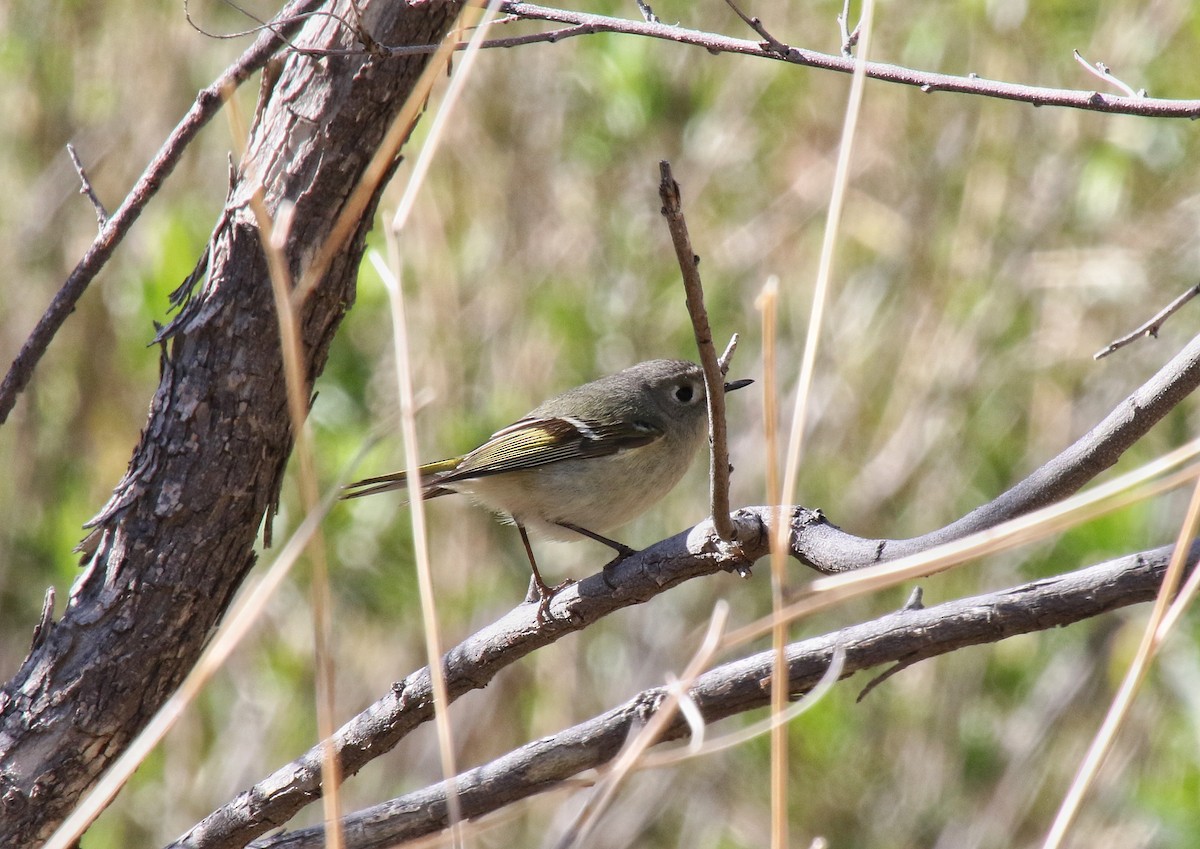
xmin=3 ymin=0 xmax=1200 ymax=846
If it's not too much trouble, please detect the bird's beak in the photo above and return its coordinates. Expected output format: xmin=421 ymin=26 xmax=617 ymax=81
xmin=723 ymin=378 xmax=754 ymax=393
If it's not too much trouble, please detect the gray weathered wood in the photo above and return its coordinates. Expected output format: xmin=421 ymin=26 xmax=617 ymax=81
xmin=0 ymin=3 xmax=463 ymax=846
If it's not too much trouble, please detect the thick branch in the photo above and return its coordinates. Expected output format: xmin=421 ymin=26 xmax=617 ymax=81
xmin=0 ymin=0 xmax=325 ymax=426
xmin=0 ymin=3 xmax=466 ymax=847
xmin=166 ymin=511 xmax=769 ymax=849
xmin=253 ymin=543 xmax=1194 ymax=848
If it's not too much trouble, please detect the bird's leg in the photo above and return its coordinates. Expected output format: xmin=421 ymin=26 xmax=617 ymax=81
xmin=518 ymin=523 xmax=573 ymax=622
xmin=556 ymin=522 xmax=637 ymax=589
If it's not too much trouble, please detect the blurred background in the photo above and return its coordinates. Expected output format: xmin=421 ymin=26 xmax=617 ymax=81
xmin=3 ymin=0 xmax=1200 ymax=846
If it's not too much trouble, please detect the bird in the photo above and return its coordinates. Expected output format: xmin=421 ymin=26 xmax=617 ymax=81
xmin=344 ymin=358 xmax=752 ymax=617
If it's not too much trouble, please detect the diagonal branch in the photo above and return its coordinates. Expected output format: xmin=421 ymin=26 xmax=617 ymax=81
xmin=0 ymin=0 xmax=326 ymax=427
xmin=0 ymin=3 xmax=469 ymax=847
xmin=497 ymin=2 xmax=1200 ymax=118
xmin=251 ymin=542 xmax=1196 ymax=849
xmin=167 ymin=514 xmax=769 ymax=849
xmin=1094 ymin=282 xmax=1200 ymax=360
xmin=168 ymin=329 xmax=1200 ymax=848
xmin=797 ymin=331 xmax=1200 ymax=573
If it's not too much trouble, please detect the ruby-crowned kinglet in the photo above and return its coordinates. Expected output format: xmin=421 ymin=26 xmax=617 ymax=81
xmin=344 ymin=359 xmax=752 ymax=614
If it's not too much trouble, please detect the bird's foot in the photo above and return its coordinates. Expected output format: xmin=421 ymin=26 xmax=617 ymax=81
xmin=531 ymin=575 xmax=576 ymax=623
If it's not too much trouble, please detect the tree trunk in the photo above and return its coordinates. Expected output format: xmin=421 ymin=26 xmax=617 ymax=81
xmin=0 ymin=2 xmax=463 ymax=845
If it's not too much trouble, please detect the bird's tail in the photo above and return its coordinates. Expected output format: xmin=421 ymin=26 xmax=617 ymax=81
xmin=341 ymin=457 xmax=462 ymax=500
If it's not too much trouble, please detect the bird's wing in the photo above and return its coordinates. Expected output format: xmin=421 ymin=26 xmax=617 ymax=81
xmin=342 ymin=457 xmax=461 ymax=499
xmin=435 ymin=416 xmax=663 ymax=483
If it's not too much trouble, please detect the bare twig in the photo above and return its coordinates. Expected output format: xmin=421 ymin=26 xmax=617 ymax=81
xmin=248 ymin=544 xmax=1196 ymax=849
xmin=457 ymin=23 xmax=591 ymax=49
xmin=634 ymin=0 xmax=659 ymax=25
xmin=199 ymin=4 xmax=1194 ymax=120
xmin=497 ymin=3 xmax=1196 ymax=117
xmin=722 ymin=0 xmax=789 ymax=54
xmin=1072 ymin=49 xmax=1145 ymax=98
xmin=184 ymin=0 xmax=358 ymax=52
xmin=66 ymin=143 xmax=109 ymax=227
xmin=788 ymin=331 xmax=1200 ymax=573
xmin=657 ymin=161 xmax=739 ymax=542
xmin=0 ymin=0 xmax=323 ymax=427
xmin=717 ymin=335 xmax=739 ymax=373
xmin=837 ymin=0 xmax=861 ymax=56
xmin=1094 ymin=282 xmax=1200 ymax=360
xmin=855 ymin=657 xmax=916 ymax=702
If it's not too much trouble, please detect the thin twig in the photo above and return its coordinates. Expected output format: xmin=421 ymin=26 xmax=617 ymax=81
xmin=1094 ymin=282 xmax=1200 ymax=360
xmin=497 ymin=2 xmax=1195 ymax=117
xmin=837 ymin=0 xmax=861 ymax=56
xmin=657 ymin=161 xmax=738 ymax=541
xmin=184 ymin=0 xmax=351 ymax=44
xmin=855 ymin=656 xmax=916 ymax=702
xmin=634 ymin=0 xmax=659 ymax=24
xmin=0 ymin=0 xmax=323 ymax=427
xmin=65 ymin=143 xmax=109 ymax=227
xmin=459 ymin=24 xmax=591 ymax=49
xmin=1072 ymin=49 xmax=1144 ymax=98
xmin=722 ymin=0 xmax=789 ymax=54
xmin=717 ymin=335 xmax=739 ymax=373
xmin=342 ymin=0 xmax=388 ymax=57
xmin=238 ymin=4 xmax=1196 ymax=119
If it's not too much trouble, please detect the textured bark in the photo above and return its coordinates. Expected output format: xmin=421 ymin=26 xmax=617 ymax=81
xmin=251 ymin=543 xmax=1192 ymax=849
xmin=0 ymin=2 xmax=463 ymax=846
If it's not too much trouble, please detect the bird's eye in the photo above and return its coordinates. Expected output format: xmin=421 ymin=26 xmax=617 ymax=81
xmin=674 ymin=383 xmax=697 ymax=403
